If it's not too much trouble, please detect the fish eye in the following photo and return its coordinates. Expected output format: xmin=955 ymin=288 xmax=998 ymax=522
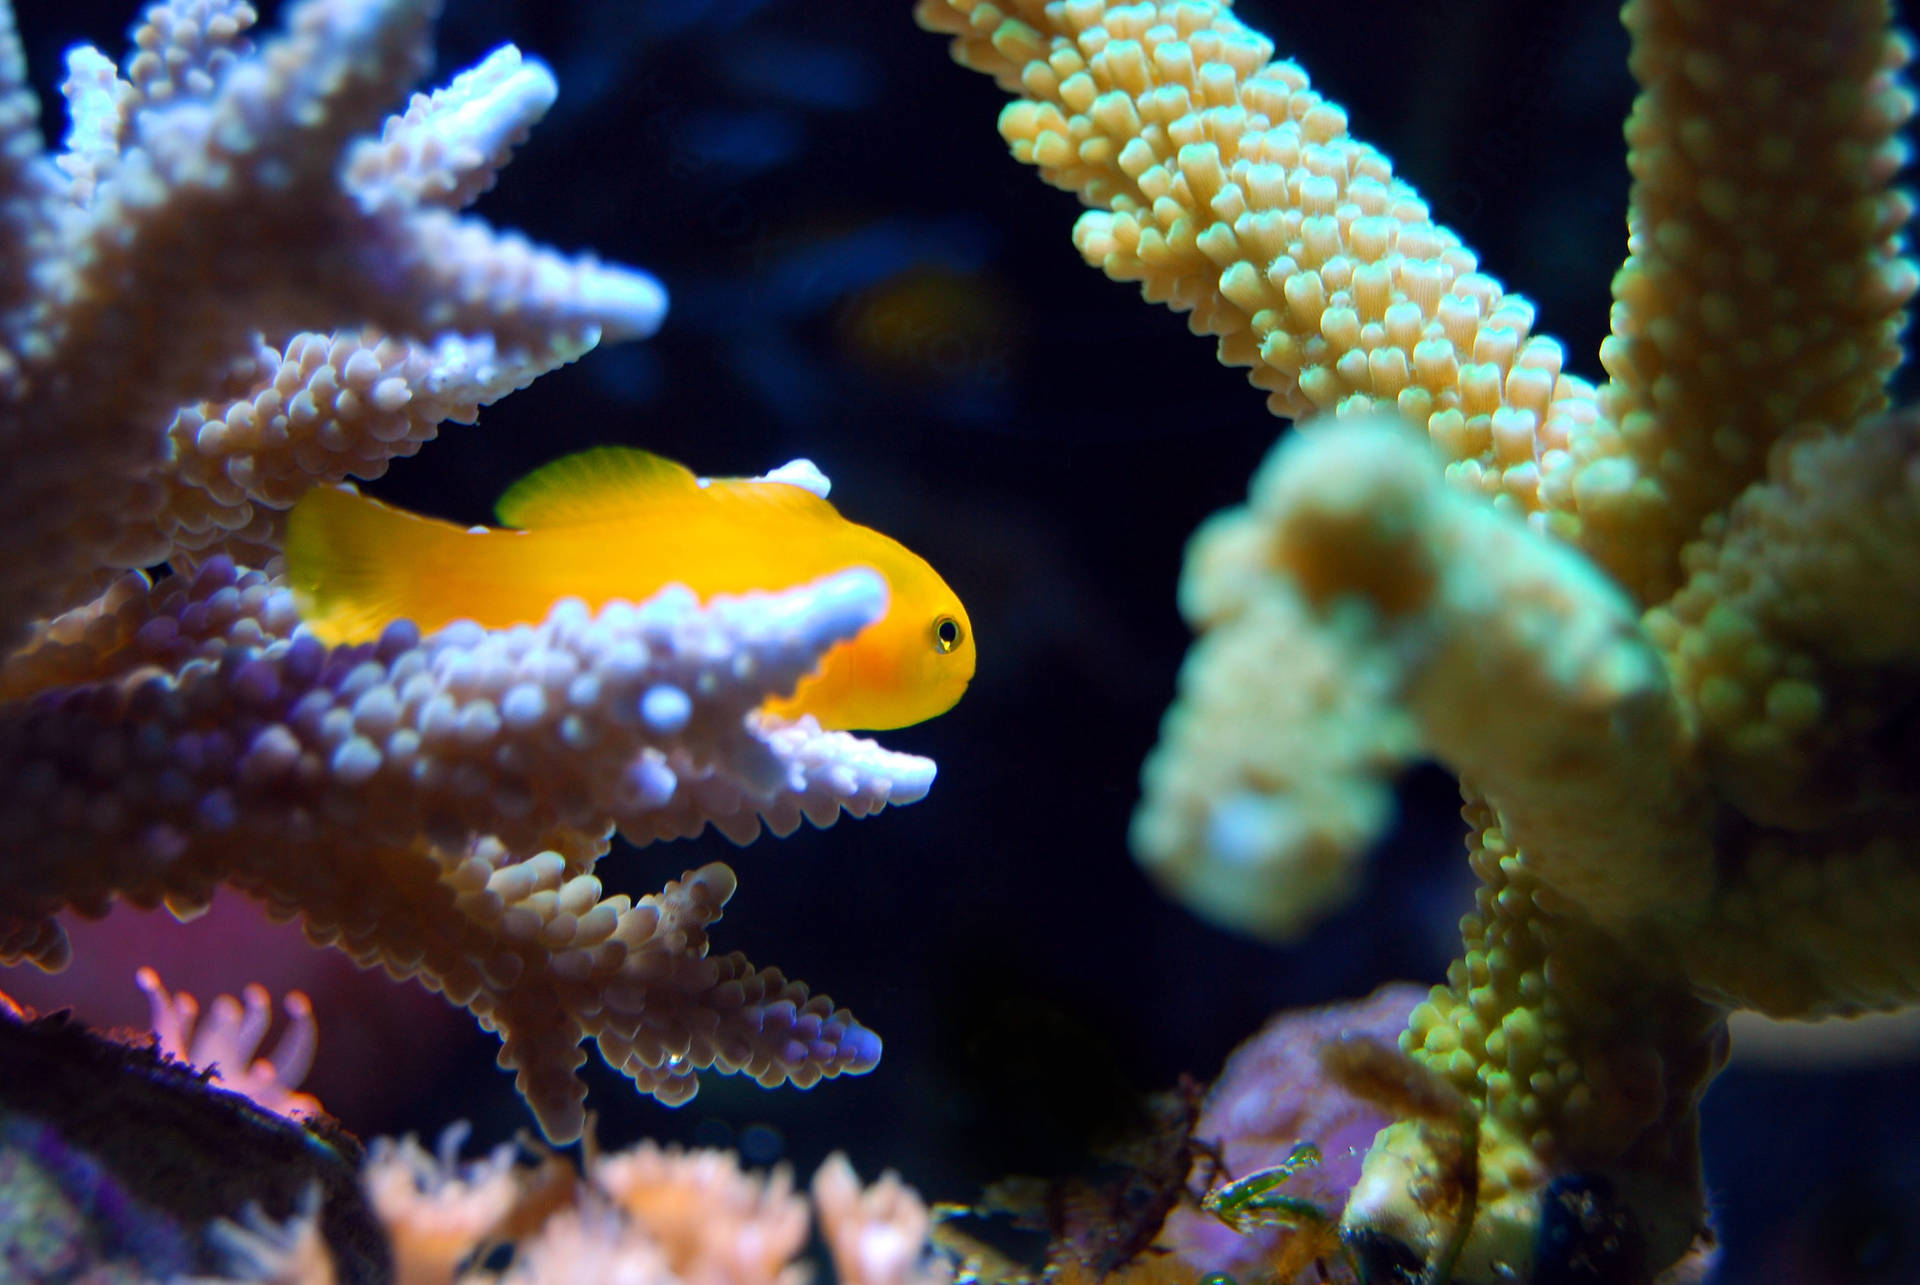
xmin=932 ymin=614 xmax=963 ymax=654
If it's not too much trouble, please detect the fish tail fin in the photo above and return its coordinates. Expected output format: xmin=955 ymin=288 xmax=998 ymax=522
xmin=286 ymin=486 xmax=444 ymax=645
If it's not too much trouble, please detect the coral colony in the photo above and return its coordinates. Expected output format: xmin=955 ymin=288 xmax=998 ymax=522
xmin=918 ymin=0 xmax=1917 ymax=1280
xmin=0 ymin=0 xmax=935 ymax=1147
xmin=0 ymin=0 xmax=948 ymax=1279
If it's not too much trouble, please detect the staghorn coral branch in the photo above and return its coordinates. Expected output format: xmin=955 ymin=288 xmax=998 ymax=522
xmin=55 ymin=0 xmax=262 ymax=211
xmin=0 ymin=563 xmax=911 ymax=1141
xmin=0 ymin=0 xmax=667 ymax=647
xmin=20 ymin=0 xmax=435 ymax=402
xmin=924 ymin=0 xmax=1920 ymax=1279
xmin=0 ymin=561 xmax=916 ymax=927
xmin=918 ymin=0 xmax=1917 ymax=605
xmin=1590 ymin=0 xmax=1917 ymax=602
xmin=2 ymin=0 xmax=937 ymax=1145
xmin=444 ymin=854 xmax=881 ymax=1147
xmin=0 ymin=569 xmax=910 ymax=917
xmin=125 ymin=0 xmax=258 ymax=101
xmin=345 ymin=42 xmax=558 ymax=212
xmin=143 ymin=34 xmax=595 ymax=569
xmin=0 ymin=5 xmax=56 ymax=343
xmin=915 ymin=0 xmax=1603 ymax=534
xmin=1650 ymin=410 xmax=1920 ymax=835
xmin=158 ymin=327 xmax=600 ymax=570
xmin=1650 ymin=408 xmax=1920 ymax=1018
xmin=1135 ymin=416 xmax=1708 ymax=941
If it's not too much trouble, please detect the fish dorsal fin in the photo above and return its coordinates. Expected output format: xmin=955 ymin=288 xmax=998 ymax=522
xmin=494 ymin=446 xmax=700 ymax=528
xmin=698 ymin=474 xmax=841 ymax=521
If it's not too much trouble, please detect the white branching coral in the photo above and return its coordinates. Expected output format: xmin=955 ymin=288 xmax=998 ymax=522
xmin=0 ymin=0 xmax=940 ymax=1144
xmin=0 ymin=0 xmax=667 ymax=643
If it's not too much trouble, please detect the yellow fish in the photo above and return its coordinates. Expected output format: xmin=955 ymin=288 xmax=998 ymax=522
xmin=285 ymin=447 xmax=974 ymax=731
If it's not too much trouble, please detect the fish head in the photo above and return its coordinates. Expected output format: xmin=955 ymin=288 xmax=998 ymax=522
xmin=903 ymin=577 xmax=975 ymax=723
xmin=764 ymin=557 xmax=974 ymax=732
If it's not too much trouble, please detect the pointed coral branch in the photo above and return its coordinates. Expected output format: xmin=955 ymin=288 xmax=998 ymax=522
xmin=0 ymin=0 xmax=667 ymax=646
xmin=0 ymin=0 xmax=938 ymax=1142
xmin=0 ymin=564 xmax=910 ymax=1140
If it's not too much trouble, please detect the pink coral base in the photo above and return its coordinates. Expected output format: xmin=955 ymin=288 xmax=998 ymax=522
xmin=0 ymin=889 xmax=472 ymax=1129
xmin=1160 ymin=983 xmax=1427 ymax=1277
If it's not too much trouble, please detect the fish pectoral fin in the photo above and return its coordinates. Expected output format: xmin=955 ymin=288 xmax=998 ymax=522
xmin=494 ymin=446 xmax=700 ymax=528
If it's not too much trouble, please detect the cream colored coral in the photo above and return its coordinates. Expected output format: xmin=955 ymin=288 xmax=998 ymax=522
xmin=1129 ymin=573 xmax=1409 ymax=939
xmin=918 ymin=0 xmax=1915 ymax=607
xmin=594 ymin=1142 xmax=811 ymax=1285
xmin=922 ymin=0 xmax=1920 ymax=1280
xmin=811 ymin=1155 xmax=953 ymax=1285
xmin=1591 ymin=0 xmax=1916 ymax=602
xmin=921 ymin=0 xmax=1920 ymax=1006
xmin=352 ymin=1137 xmax=951 ymax=1285
xmin=1135 ymin=416 xmax=1698 ymax=939
xmin=364 ymin=1132 xmax=524 ymax=1285
xmin=1647 ymin=413 xmax=1920 ymax=832
xmin=915 ymin=0 xmax=1602 ymax=533
xmin=945 ymin=0 xmax=1920 ymax=1012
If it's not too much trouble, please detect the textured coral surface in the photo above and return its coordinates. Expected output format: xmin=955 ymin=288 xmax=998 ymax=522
xmin=918 ymin=0 xmax=1919 ymax=1278
xmin=0 ymin=0 xmax=937 ymax=1147
xmin=7 ymin=0 xmax=1917 ymax=1281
